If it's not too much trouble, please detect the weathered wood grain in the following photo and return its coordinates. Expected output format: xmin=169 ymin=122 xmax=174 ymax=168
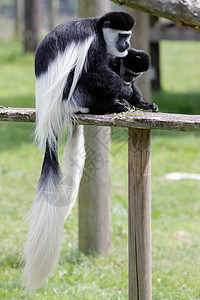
xmin=128 ymin=128 xmax=152 ymax=300
xmin=1 ymin=107 xmax=200 ymax=132
xmin=79 ymin=126 xmax=111 ymax=255
xmin=0 ymin=107 xmax=36 ymax=122
xmin=112 ymin=0 xmax=200 ymax=31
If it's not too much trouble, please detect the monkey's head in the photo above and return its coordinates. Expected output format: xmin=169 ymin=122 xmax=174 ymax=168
xmin=121 ymin=48 xmax=150 ymax=83
xmin=97 ymin=12 xmax=135 ymax=57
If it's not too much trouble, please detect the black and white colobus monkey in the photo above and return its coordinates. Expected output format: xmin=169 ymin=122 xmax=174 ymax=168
xmin=109 ymin=48 xmax=158 ymax=112
xmin=22 ymin=12 xmax=135 ymax=292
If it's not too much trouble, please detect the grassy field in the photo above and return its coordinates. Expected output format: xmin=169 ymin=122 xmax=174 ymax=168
xmin=0 ymin=39 xmax=200 ymax=299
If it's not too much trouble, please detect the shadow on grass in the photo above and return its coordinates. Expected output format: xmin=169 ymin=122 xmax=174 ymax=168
xmin=0 ymin=94 xmax=35 ymax=108
xmin=152 ymin=90 xmax=200 ymax=115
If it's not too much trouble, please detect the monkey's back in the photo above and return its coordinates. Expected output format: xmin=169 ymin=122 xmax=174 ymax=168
xmin=35 ymin=17 xmax=98 ymax=77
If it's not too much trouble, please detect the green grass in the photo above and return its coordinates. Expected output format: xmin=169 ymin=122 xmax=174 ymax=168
xmin=0 ymin=39 xmax=35 ymax=108
xmin=153 ymin=41 xmax=200 ymax=114
xmin=1 ymin=39 xmax=200 ymax=299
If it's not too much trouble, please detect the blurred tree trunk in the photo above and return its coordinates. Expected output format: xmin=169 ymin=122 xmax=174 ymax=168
xmin=14 ymin=0 xmax=24 ymax=39
xmin=48 ymin=0 xmax=57 ymax=30
xmin=124 ymin=8 xmax=151 ymax=100
xmin=78 ymin=0 xmax=111 ymax=255
xmin=24 ymin=0 xmax=40 ymax=52
xmin=78 ymin=0 xmax=110 ymax=16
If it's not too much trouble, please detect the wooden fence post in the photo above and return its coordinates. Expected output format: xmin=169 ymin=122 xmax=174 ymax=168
xmin=123 ymin=11 xmax=152 ymax=298
xmin=150 ymin=16 xmax=160 ymax=91
xmin=14 ymin=0 xmax=24 ymax=38
xmin=24 ymin=0 xmax=40 ymax=52
xmin=125 ymin=9 xmax=151 ymax=101
xmin=78 ymin=126 xmax=111 ymax=254
xmin=48 ymin=0 xmax=57 ymax=30
xmin=78 ymin=0 xmax=111 ymax=255
xmin=128 ymin=128 xmax=152 ymax=300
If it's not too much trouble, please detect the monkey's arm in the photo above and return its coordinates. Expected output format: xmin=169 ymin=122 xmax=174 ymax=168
xmin=74 ymin=64 xmax=131 ymax=115
xmin=82 ymin=65 xmax=132 ymax=100
xmin=128 ymin=83 xmax=158 ymax=112
xmin=88 ymin=97 xmax=131 ymax=115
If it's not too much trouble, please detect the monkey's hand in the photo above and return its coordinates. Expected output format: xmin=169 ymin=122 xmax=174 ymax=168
xmin=118 ymin=86 xmax=132 ymax=100
xmin=151 ymin=102 xmax=159 ymax=112
xmin=110 ymin=99 xmax=131 ymax=113
xmin=118 ymin=99 xmax=132 ymax=110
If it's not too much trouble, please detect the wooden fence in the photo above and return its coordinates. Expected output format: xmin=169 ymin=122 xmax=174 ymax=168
xmin=1 ymin=106 xmax=200 ymax=300
xmin=150 ymin=21 xmax=200 ymax=90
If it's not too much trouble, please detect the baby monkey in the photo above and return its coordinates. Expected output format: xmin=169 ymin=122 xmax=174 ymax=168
xmin=110 ymin=48 xmax=158 ymax=112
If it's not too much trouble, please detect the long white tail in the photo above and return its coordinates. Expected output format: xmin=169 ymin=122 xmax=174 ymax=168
xmin=62 ymin=125 xmax=86 ymax=220
xmin=23 ymin=125 xmax=85 ymax=293
xmin=22 ymin=34 xmax=94 ymax=292
xmin=35 ymin=36 xmax=94 ymax=151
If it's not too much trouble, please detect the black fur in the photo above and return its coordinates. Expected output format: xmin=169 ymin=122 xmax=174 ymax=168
xmin=69 ymin=59 xmax=133 ymax=115
xmin=61 ymin=13 xmax=135 ymax=114
xmin=128 ymin=84 xmax=158 ymax=112
xmin=35 ymin=12 xmax=134 ymax=77
xmin=38 ymin=140 xmax=61 ymax=189
xmin=97 ymin=11 xmax=135 ymax=31
xmin=109 ymin=48 xmax=158 ymax=112
xmin=122 ymin=48 xmax=150 ymax=73
xmin=35 ymin=12 xmax=135 ymax=180
xmin=35 ymin=18 xmax=97 ymax=77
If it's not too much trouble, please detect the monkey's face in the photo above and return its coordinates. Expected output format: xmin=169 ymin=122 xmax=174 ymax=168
xmin=103 ymin=28 xmax=131 ymax=57
xmin=117 ymin=32 xmax=131 ymax=53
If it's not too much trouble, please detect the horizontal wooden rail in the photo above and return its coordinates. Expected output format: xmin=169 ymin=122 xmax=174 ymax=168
xmin=150 ymin=27 xmax=200 ymax=42
xmin=0 ymin=106 xmax=200 ymax=132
